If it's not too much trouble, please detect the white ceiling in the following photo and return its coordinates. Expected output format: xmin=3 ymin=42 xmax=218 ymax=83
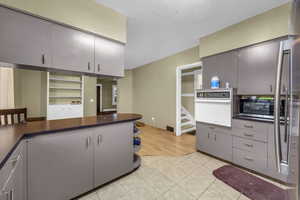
xmin=96 ymin=0 xmax=290 ymax=69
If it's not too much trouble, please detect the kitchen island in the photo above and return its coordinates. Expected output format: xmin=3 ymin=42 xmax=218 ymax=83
xmin=0 ymin=113 xmax=142 ymax=200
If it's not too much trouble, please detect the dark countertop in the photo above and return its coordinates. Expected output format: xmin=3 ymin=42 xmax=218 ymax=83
xmin=0 ymin=113 xmax=142 ymax=169
xmin=233 ymin=116 xmax=286 ymax=125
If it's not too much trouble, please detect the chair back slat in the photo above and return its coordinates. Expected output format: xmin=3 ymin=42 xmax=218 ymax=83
xmin=0 ymin=108 xmax=27 ymax=126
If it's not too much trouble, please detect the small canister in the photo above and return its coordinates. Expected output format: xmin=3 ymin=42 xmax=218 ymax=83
xmin=211 ymin=76 xmax=220 ymax=89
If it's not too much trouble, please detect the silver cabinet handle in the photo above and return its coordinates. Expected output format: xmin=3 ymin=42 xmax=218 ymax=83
xmin=97 ymin=135 xmax=102 ymax=145
xmin=244 ymin=124 xmax=253 ymax=129
xmin=86 ymin=136 xmax=91 ymax=148
xmin=244 ymin=133 xmax=254 ymax=137
xmin=207 ymin=132 xmax=210 ymax=139
xmin=270 ymin=85 xmax=273 ymax=93
xmin=98 ymin=64 xmax=100 ymax=72
xmin=244 ymin=143 xmax=253 ymax=148
xmin=42 ymin=54 xmax=45 ymax=64
xmin=5 ymin=192 xmax=9 ymax=200
xmin=244 ymin=157 xmax=254 ymax=162
xmin=214 ymin=134 xmax=217 ymax=141
xmin=88 ymin=62 xmax=91 ymax=70
xmin=10 ymin=190 xmax=13 ymax=200
xmin=274 ymin=41 xmax=284 ymax=173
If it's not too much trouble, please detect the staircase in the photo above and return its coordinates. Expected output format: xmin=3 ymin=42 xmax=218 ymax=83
xmin=181 ymin=107 xmax=196 ymax=134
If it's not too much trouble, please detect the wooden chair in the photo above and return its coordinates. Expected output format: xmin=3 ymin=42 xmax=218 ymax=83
xmin=0 ymin=108 xmax=27 ymax=126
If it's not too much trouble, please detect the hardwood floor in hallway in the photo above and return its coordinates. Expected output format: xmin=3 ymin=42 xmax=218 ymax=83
xmin=137 ymin=125 xmax=196 ymax=156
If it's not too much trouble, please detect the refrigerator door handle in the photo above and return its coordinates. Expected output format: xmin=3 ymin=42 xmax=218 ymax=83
xmin=274 ymin=41 xmax=284 ymax=173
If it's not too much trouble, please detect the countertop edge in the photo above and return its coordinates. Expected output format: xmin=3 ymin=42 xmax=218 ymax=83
xmin=0 ymin=114 xmax=142 ymax=170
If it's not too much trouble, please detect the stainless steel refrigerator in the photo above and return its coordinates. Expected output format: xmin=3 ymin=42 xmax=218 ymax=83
xmin=274 ymin=1 xmax=300 ymax=199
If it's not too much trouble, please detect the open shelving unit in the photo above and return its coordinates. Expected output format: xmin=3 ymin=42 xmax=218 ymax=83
xmin=133 ymin=123 xmax=142 ymax=169
xmin=47 ymin=72 xmax=84 ymax=120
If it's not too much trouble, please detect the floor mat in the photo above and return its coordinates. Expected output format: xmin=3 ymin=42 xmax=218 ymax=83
xmin=213 ymin=165 xmax=289 ymax=200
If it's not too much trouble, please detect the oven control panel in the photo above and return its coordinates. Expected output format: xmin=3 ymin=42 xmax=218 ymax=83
xmin=196 ymin=91 xmax=231 ymax=99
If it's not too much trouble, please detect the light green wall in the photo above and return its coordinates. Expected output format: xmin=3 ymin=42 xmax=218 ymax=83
xmin=117 ymin=70 xmax=133 ymax=113
xmin=97 ymin=79 xmax=117 ymax=110
xmin=199 ymin=3 xmax=292 ymax=58
xmin=14 ymin=69 xmax=97 ymax=118
xmin=132 ymin=47 xmax=200 ymax=129
xmin=13 ymin=69 xmax=47 ymax=118
xmin=0 ymin=0 xmax=127 ymax=43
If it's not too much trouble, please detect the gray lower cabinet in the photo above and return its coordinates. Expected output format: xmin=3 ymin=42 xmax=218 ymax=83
xmin=202 ymin=50 xmax=238 ymax=89
xmin=196 ymin=123 xmax=232 ymax=161
xmin=95 ymin=37 xmax=125 ymax=77
xmin=94 ymin=123 xmax=133 ymax=186
xmin=27 ymin=123 xmax=134 ymax=200
xmin=0 ymin=6 xmax=51 ymax=67
xmin=0 ymin=143 xmax=24 ymax=200
xmin=50 ymin=24 xmax=95 ymax=73
xmin=28 ymin=129 xmax=94 ymax=200
xmin=237 ymin=40 xmax=280 ymax=95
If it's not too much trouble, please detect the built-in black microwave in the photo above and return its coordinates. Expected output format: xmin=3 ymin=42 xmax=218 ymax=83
xmin=238 ymin=96 xmax=285 ymax=120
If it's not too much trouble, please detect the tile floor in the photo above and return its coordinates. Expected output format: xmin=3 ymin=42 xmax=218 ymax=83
xmin=78 ymin=152 xmax=287 ymax=200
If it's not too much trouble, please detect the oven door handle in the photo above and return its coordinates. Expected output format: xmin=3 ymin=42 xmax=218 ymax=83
xmin=195 ymin=99 xmax=231 ymax=104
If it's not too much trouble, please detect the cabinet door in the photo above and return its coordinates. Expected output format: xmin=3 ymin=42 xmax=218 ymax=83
xmin=95 ymin=37 xmax=125 ymax=77
xmin=238 ymin=41 xmax=280 ymax=95
xmin=94 ymin=123 xmax=133 ymax=187
xmin=51 ymin=24 xmax=94 ymax=73
xmin=0 ymin=6 xmax=51 ymax=67
xmin=196 ymin=123 xmax=210 ymax=153
xmin=202 ymin=51 xmax=238 ymax=89
xmin=28 ymin=130 xmax=94 ymax=200
xmin=214 ymin=132 xmax=233 ymax=162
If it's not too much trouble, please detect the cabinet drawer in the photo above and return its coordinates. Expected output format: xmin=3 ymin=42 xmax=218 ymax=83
xmin=0 ymin=143 xmax=23 ymax=190
xmin=201 ymin=123 xmax=232 ymax=134
xmin=233 ymin=148 xmax=267 ymax=171
xmin=232 ymin=137 xmax=267 ymax=156
xmin=233 ymin=119 xmax=270 ymax=133
xmin=232 ymin=128 xmax=268 ymax=142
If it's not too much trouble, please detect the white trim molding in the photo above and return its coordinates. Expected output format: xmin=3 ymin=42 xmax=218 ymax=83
xmin=176 ymin=61 xmax=202 ymax=136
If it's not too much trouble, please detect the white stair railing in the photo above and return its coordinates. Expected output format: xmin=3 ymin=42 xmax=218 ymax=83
xmin=181 ymin=106 xmax=196 ymax=134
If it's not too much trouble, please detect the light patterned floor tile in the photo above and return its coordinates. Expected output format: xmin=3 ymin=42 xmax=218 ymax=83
xmin=77 ymin=192 xmax=99 ymax=200
xmin=198 ymin=179 xmax=240 ymax=200
xmin=162 ymin=185 xmax=197 ymax=200
xmin=78 ymin=153 xmax=288 ymax=200
xmin=96 ymin=182 xmax=127 ymax=200
xmin=178 ymin=167 xmax=216 ymax=198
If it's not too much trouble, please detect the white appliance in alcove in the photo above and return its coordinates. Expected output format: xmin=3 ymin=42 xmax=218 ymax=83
xmin=195 ymin=89 xmax=233 ymax=127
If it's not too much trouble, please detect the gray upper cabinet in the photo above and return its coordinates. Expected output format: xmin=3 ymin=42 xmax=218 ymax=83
xmin=237 ymin=40 xmax=280 ymax=95
xmin=51 ymin=24 xmax=95 ymax=73
xmin=202 ymin=50 xmax=238 ymax=89
xmin=28 ymin=129 xmax=94 ymax=200
xmin=95 ymin=37 xmax=125 ymax=77
xmin=94 ymin=123 xmax=133 ymax=187
xmin=0 ymin=6 xmax=51 ymax=67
